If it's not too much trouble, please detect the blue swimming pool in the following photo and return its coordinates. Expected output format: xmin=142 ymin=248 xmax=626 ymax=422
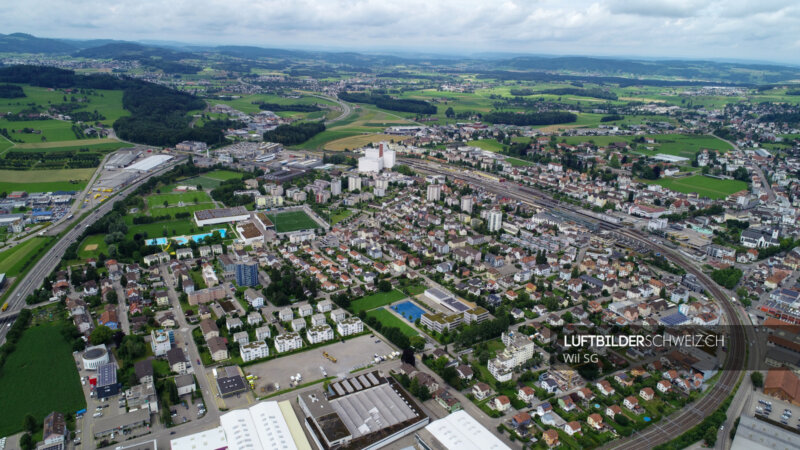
xmin=392 ymin=301 xmax=426 ymax=322
xmin=145 ymin=228 xmax=227 ymax=246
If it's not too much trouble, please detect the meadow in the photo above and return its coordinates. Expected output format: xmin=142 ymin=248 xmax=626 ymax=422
xmin=644 ymin=175 xmax=747 ymax=199
xmin=0 ymin=237 xmax=54 ymax=277
xmin=323 ymin=133 xmax=407 ymax=151
xmin=366 ymin=308 xmax=419 ymax=337
xmin=350 ymin=289 xmax=408 ymax=314
xmin=0 ymin=320 xmax=85 ymax=437
xmin=0 ymin=167 xmax=95 ymax=193
xmin=266 ymin=210 xmax=319 ymax=232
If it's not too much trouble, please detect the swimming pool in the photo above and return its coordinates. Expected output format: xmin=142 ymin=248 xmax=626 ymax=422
xmin=392 ymin=301 xmax=426 ymax=322
xmin=145 ymin=228 xmax=227 ymax=246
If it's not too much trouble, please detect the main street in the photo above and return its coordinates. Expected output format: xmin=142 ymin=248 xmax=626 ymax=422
xmin=0 ymin=156 xmax=186 ymax=344
xmin=400 ymin=157 xmax=751 ymax=449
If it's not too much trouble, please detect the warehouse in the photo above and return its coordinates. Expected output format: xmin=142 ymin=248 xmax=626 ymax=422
xmin=416 ymin=410 xmax=511 ymax=450
xmin=92 ymin=408 xmax=151 ymax=439
xmin=104 ymin=150 xmax=140 ymax=169
xmin=124 ymin=154 xmax=173 ymax=173
xmin=298 ymin=371 xmax=428 ymax=450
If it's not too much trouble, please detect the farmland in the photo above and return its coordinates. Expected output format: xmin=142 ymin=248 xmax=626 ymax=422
xmin=266 ymin=210 xmax=319 ymax=233
xmin=350 ymin=289 xmax=408 ymax=314
xmin=0 ymin=320 xmax=85 ymax=437
xmin=0 ymin=167 xmax=95 ymax=193
xmin=366 ymin=308 xmax=419 ymax=337
xmin=643 ymin=175 xmax=748 ymax=200
xmin=323 ymin=133 xmax=407 ymax=151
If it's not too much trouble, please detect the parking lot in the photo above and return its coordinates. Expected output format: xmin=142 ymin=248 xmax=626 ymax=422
xmin=168 ymin=394 xmax=206 ymax=427
xmin=244 ymin=334 xmax=395 ymax=396
xmin=750 ymin=391 xmax=800 ymax=429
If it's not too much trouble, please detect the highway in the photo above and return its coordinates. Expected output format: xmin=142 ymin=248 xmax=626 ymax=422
xmin=401 ymin=157 xmax=749 ymax=449
xmin=0 ymin=157 xmax=185 ymax=343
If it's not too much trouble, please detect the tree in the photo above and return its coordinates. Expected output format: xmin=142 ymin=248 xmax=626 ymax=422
xmin=445 ymin=107 xmax=455 ymax=118
xmin=19 ymin=433 xmax=34 ymax=450
xmin=23 ymin=414 xmax=37 ymax=434
xmin=106 ymin=290 xmax=118 ymax=304
xmin=751 ymin=371 xmax=764 ymax=388
xmin=378 ymin=280 xmax=392 ymax=292
xmin=91 ymin=325 xmax=113 ymax=345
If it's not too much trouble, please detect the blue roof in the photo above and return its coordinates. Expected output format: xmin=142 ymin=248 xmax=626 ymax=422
xmin=32 ymin=210 xmax=52 ymax=216
xmin=660 ymin=312 xmax=689 ymax=326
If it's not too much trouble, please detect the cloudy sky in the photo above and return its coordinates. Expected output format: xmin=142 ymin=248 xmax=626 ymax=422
xmin=3 ymin=0 xmax=800 ymax=63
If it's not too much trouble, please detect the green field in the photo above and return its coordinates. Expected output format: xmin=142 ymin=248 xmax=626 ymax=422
xmin=0 ymin=237 xmax=54 ymax=276
xmin=0 ymin=321 xmax=86 ymax=437
xmin=77 ymin=234 xmax=109 ymax=259
xmin=185 ymin=169 xmax=245 ymax=189
xmin=146 ymin=191 xmax=212 ymax=208
xmin=367 ymin=308 xmax=419 ymax=337
xmin=506 ymin=157 xmax=534 ymax=167
xmin=0 ymin=86 xmax=127 ymax=127
xmin=350 ymin=289 xmax=408 ymax=314
xmin=267 ymin=210 xmax=319 ymax=233
xmin=9 ymin=140 xmax=129 ymax=154
xmin=643 ymin=175 xmax=748 ymax=199
xmin=209 ymin=93 xmax=336 ymax=115
xmin=559 ymin=133 xmax=732 ymax=159
xmin=467 ymin=139 xmax=505 ymax=152
xmin=0 ymin=119 xmax=78 ymax=143
xmin=0 ymin=167 xmax=95 ymax=194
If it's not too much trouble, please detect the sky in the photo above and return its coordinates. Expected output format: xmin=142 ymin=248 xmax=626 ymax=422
xmin=2 ymin=0 xmax=800 ymax=64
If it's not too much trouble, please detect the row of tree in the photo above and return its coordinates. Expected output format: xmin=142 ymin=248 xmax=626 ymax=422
xmin=262 ymin=122 xmax=325 ymax=145
xmin=482 ymin=111 xmax=577 ymax=126
xmin=338 ymin=92 xmax=437 ymax=115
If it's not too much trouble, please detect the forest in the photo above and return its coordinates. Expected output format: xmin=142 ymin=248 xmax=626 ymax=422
xmin=0 ymin=84 xmax=25 ymax=98
xmin=258 ymin=102 xmax=321 ymax=112
xmin=338 ymin=92 xmax=437 ymax=115
xmin=263 ymin=122 xmax=325 ymax=145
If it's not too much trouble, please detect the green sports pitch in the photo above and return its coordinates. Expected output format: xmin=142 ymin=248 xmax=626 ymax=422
xmin=266 ymin=210 xmax=320 ymax=233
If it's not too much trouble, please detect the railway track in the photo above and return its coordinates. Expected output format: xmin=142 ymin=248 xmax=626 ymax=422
xmin=402 ymin=158 xmax=746 ymax=448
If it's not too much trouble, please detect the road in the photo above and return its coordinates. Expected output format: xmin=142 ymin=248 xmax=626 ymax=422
xmin=315 ymin=93 xmax=352 ymax=126
xmin=0 ymin=157 xmax=185 ymax=344
xmin=401 ymin=157 xmax=749 ymax=449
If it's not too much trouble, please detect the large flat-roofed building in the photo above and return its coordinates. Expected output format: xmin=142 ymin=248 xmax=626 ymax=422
xmin=731 ymin=414 xmax=800 ymax=450
xmin=194 ymin=206 xmax=251 ymax=227
xmin=170 ymin=401 xmax=312 ymax=450
xmin=298 ymin=371 xmax=429 ymax=450
xmin=416 ymin=409 xmax=511 ymax=450
xmin=124 ymin=154 xmax=173 ymax=172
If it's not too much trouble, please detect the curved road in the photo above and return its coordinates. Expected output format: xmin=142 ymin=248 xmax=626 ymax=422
xmin=401 ymin=158 xmax=749 ymax=449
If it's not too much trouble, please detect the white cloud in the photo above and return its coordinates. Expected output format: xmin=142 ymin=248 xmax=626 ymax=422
xmin=0 ymin=0 xmax=798 ymax=63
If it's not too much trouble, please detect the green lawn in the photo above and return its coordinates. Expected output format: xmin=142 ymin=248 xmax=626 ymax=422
xmin=0 ymin=119 xmax=78 ymax=143
xmin=146 ymin=191 xmax=212 ymax=208
xmin=0 ymin=179 xmax=89 ymax=194
xmin=468 ymin=139 xmax=505 ymax=152
xmin=350 ymin=289 xmax=408 ymax=313
xmin=330 ymin=209 xmax=353 ymax=224
xmin=405 ymin=284 xmax=427 ymax=296
xmin=267 ymin=210 xmax=319 ymax=233
xmin=643 ymin=175 xmax=748 ymax=199
xmin=77 ymin=234 xmax=109 ymax=259
xmin=366 ymin=308 xmax=419 ymax=337
xmin=0 ymin=85 xmax=127 ymax=127
xmin=0 ymin=321 xmax=85 ymax=437
xmin=506 ymin=157 xmax=534 ymax=167
xmin=0 ymin=237 xmax=53 ymax=276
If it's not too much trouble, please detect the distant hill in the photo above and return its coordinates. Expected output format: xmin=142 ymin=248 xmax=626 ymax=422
xmin=73 ymin=42 xmax=194 ymax=61
xmin=0 ymin=33 xmax=77 ymax=54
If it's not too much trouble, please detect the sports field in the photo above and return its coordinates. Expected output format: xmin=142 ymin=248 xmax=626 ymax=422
xmin=146 ymin=191 xmax=212 ymax=208
xmin=266 ymin=210 xmax=319 ymax=232
xmin=366 ymin=308 xmax=419 ymax=337
xmin=0 ymin=321 xmax=85 ymax=437
xmin=350 ymin=289 xmax=408 ymax=314
xmin=645 ymin=175 xmax=747 ymax=199
xmin=188 ymin=169 xmax=244 ymax=189
xmin=77 ymin=234 xmax=109 ymax=259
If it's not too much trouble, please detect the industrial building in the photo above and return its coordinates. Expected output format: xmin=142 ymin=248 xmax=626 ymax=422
xmin=124 ymin=154 xmax=173 ymax=172
xmin=358 ymin=142 xmax=396 ymax=173
xmin=104 ymin=150 xmax=140 ymax=169
xmin=298 ymin=371 xmax=428 ymax=450
xmin=170 ymin=401 xmax=312 ymax=450
xmin=215 ymin=366 xmax=249 ymax=397
xmin=194 ymin=206 xmax=251 ymax=227
xmin=416 ymin=410 xmax=511 ymax=450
